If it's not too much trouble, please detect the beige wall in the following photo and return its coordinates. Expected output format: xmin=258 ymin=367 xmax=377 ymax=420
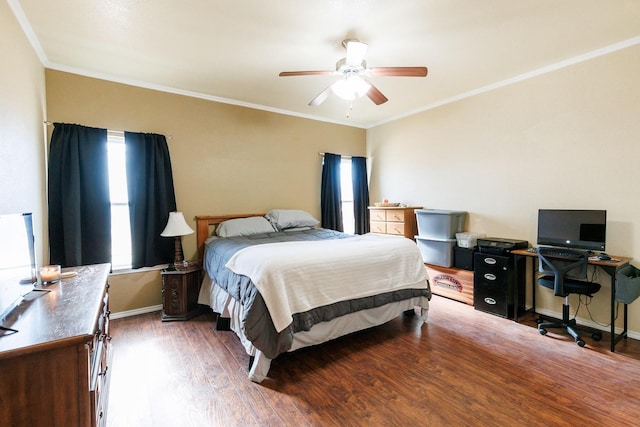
xmin=45 ymin=70 xmax=366 ymax=313
xmin=0 ymin=1 xmax=47 ymax=265
xmin=368 ymin=44 xmax=640 ymax=335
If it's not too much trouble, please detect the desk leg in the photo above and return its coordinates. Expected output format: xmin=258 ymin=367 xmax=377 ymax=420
xmin=603 ymin=264 xmax=628 ymax=352
xmin=514 ymin=255 xmax=521 ymax=321
xmin=531 ymin=257 xmax=536 ymax=316
xmin=611 ymin=271 xmax=616 ymax=352
xmin=514 ymin=254 xmax=535 ymax=322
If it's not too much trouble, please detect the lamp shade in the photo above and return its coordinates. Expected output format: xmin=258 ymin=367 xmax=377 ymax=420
xmin=331 ymin=75 xmax=371 ymax=101
xmin=160 ymin=212 xmax=194 ymax=237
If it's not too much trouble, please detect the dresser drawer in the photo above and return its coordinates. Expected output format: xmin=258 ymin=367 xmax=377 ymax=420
xmin=90 ymin=287 xmax=111 ymax=427
xmin=386 ymin=222 xmax=406 ymax=236
xmin=370 ymin=209 xmax=386 ymax=222
xmin=370 ymin=221 xmax=387 ymax=234
xmin=163 ymin=274 xmax=188 ymax=315
xmin=475 ymin=253 xmax=510 ymax=272
xmin=385 ymin=210 xmax=406 ymax=223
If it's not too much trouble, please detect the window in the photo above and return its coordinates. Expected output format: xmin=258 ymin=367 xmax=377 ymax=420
xmin=340 ymin=159 xmax=354 ymax=234
xmin=107 ymin=130 xmax=132 ymax=269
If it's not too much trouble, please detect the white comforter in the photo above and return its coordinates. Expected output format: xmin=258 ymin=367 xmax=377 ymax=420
xmin=225 ymin=233 xmax=429 ymax=333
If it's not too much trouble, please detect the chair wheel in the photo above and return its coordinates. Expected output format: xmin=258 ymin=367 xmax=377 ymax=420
xmin=577 ymin=339 xmax=585 ymax=347
xmin=539 ymin=328 xmax=547 ymax=336
xmin=592 ymin=332 xmax=602 ymax=341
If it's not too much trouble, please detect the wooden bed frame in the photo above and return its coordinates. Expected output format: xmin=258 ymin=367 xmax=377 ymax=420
xmin=195 ymin=213 xmax=266 ymax=261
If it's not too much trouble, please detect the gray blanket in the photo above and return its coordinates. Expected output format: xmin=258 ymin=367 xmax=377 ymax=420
xmin=203 ymin=229 xmax=431 ymax=358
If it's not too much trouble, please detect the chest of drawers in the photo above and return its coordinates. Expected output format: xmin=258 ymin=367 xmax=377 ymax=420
xmin=369 ymin=206 xmax=422 ymax=239
xmin=473 ymin=253 xmax=525 ymax=318
xmin=0 ymin=263 xmax=112 ymax=427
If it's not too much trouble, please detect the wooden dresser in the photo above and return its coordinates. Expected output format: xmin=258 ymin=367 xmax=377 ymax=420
xmin=0 ymin=263 xmax=112 ymax=427
xmin=369 ymin=206 xmax=422 ymax=239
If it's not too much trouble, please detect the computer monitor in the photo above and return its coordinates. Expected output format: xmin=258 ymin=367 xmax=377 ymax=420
xmin=537 ymin=209 xmax=606 ymax=251
xmin=0 ymin=213 xmax=37 ymax=332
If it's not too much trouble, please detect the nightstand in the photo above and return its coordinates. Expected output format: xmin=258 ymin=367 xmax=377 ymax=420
xmin=161 ymin=266 xmax=206 ymax=321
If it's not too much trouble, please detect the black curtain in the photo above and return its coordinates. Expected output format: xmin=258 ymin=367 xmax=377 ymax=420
xmin=320 ymin=152 xmax=343 ymax=231
xmin=48 ymin=123 xmax=111 ymax=267
xmin=352 ymin=156 xmax=370 ymax=235
xmin=125 ymin=131 xmax=177 ymax=268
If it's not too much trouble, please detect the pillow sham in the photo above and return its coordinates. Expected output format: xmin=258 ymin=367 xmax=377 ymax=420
xmin=216 ymin=216 xmax=276 ymax=237
xmin=265 ymin=209 xmax=320 ymax=230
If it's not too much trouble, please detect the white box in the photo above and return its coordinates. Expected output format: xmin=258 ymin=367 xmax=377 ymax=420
xmin=415 ymin=236 xmax=456 ymax=267
xmin=455 ymin=232 xmax=486 ymax=248
xmin=415 ymin=209 xmax=467 ymax=239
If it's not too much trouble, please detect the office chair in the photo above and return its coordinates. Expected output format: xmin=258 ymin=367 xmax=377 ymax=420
xmin=537 ymin=247 xmax=602 ymax=347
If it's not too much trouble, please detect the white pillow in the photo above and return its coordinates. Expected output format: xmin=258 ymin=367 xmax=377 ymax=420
xmin=265 ymin=209 xmax=320 ymax=230
xmin=216 ymin=217 xmax=276 ymax=237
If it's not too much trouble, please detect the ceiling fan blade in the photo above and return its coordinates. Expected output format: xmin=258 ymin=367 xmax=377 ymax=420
xmin=308 ymin=86 xmax=333 ymax=106
xmin=279 ymin=70 xmax=334 ymax=77
xmin=345 ymin=40 xmax=368 ymax=66
xmin=366 ymin=83 xmax=388 ymax=105
xmin=370 ymin=66 xmax=428 ymax=77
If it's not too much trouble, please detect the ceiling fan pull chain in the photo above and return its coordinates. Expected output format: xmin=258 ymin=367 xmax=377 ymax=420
xmin=346 ymin=101 xmax=353 ymax=118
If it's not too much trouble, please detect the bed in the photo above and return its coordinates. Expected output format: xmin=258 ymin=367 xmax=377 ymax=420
xmin=196 ymin=210 xmax=431 ymax=383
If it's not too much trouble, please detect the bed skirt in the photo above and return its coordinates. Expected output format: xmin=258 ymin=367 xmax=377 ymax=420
xmin=198 ymin=274 xmax=429 ymax=382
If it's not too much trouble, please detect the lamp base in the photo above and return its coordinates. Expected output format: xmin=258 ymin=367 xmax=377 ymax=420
xmin=165 ymin=236 xmax=185 ymax=271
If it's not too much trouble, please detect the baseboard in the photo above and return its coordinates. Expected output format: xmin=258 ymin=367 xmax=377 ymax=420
xmin=111 ymin=304 xmax=162 ymax=320
xmin=535 ymin=308 xmax=640 ymax=340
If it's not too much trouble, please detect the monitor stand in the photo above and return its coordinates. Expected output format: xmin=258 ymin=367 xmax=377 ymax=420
xmin=0 ymin=288 xmax=50 ymax=337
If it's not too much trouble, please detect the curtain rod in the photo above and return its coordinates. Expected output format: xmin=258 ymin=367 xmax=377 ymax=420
xmin=319 ymin=152 xmax=368 ymax=160
xmin=44 ymin=121 xmax=173 ymax=139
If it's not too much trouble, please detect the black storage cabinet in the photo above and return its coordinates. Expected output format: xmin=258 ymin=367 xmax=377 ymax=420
xmin=474 ymin=252 xmax=525 ymax=318
xmin=454 ymin=246 xmax=476 ymax=270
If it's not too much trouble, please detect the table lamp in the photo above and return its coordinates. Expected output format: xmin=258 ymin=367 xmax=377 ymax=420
xmin=160 ymin=211 xmax=194 ymax=270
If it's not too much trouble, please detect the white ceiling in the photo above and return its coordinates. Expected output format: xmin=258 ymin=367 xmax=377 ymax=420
xmin=9 ymin=0 xmax=640 ymax=128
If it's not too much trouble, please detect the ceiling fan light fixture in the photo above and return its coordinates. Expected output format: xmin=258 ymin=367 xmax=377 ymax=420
xmin=344 ymin=39 xmax=368 ymax=66
xmin=279 ymin=38 xmax=426 ymax=107
xmin=331 ymin=75 xmax=371 ymax=101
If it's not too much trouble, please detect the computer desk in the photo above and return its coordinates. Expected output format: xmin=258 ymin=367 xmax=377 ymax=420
xmin=512 ymin=248 xmax=632 ymax=352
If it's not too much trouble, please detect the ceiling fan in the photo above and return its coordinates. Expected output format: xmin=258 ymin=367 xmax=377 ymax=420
xmin=279 ymin=39 xmax=428 ymax=107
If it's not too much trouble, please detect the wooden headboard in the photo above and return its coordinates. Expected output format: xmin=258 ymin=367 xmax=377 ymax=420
xmin=195 ymin=213 xmax=266 ymax=262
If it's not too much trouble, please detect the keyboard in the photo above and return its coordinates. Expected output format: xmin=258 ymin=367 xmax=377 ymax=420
xmin=537 ymin=247 xmax=587 ymax=260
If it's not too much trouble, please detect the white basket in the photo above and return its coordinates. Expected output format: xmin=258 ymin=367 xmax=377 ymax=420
xmin=455 ymin=232 xmax=485 ymax=248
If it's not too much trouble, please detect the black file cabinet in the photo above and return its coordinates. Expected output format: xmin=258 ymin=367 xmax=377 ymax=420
xmin=474 ymin=252 xmax=525 ymax=318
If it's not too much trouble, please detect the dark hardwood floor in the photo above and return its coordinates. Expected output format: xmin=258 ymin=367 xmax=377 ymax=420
xmin=107 ymin=296 xmax=640 ymax=426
